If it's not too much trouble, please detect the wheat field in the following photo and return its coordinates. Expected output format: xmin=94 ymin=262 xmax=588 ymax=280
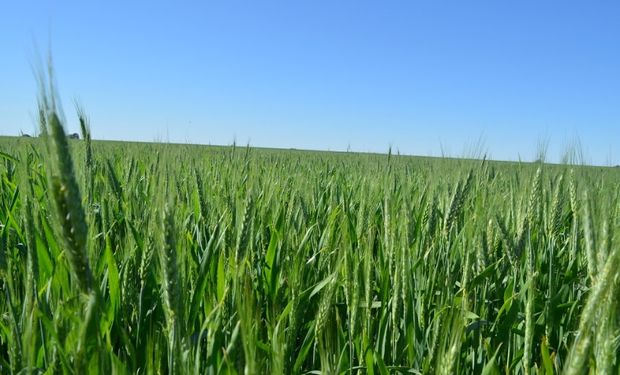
xmin=1 ymin=85 xmax=619 ymax=374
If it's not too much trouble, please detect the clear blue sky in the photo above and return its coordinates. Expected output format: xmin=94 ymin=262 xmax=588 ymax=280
xmin=1 ymin=1 xmax=619 ymax=164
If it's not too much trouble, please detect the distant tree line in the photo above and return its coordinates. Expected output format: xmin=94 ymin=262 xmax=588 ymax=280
xmin=20 ymin=131 xmax=79 ymax=139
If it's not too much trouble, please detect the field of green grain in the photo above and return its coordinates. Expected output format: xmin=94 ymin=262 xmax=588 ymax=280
xmin=1 ymin=96 xmax=620 ymax=374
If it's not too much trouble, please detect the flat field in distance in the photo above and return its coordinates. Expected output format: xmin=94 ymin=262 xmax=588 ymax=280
xmin=1 ymin=134 xmax=619 ymax=374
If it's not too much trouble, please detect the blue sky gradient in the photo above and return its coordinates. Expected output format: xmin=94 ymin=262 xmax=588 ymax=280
xmin=1 ymin=1 xmax=619 ymax=164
